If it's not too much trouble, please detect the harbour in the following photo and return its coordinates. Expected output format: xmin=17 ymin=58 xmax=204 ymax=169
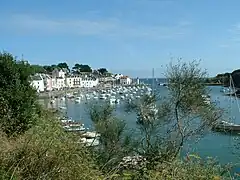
xmin=38 ymin=80 xmax=240 ymax=166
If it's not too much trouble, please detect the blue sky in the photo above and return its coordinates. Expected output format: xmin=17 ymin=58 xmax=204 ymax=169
xmin=1 ymin=0 xmax=240 ymax=77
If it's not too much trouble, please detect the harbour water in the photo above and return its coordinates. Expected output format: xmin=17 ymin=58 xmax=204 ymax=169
xmin=39 ymin=80 xmax=240 ymax=166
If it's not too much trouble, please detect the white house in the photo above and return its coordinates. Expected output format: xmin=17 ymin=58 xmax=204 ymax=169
xmin=52 ymin=68 xmax=67 ymax=79
xmin=80 ymin=77 xmax=99 ymax=88
xmin=31 ymin=74 xmax=45 ymax=93
xmin=114 ymin=74 xmax=124 ymax=80
xmin=51 ymin=77 xmax=65 ymax=90
xmin=51 ymin=77 xmax=56 ymax=89
xmin=55 ymin=77 xmax=66 ymax=90
xmin=41 ymin=74 xmax=52 ymax=91
xmin=66 ymin=75 xmax=81 ymax=88
xmin=120 ymin=76 xmax=132 ymax=85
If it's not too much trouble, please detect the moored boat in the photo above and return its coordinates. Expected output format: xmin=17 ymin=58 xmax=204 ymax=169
xmin=212 ymin=121 xmax=240 ymax=133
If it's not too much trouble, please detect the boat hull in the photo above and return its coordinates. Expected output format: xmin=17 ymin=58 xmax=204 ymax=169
xmin=212 ymin=124 xmax=240 ymax=133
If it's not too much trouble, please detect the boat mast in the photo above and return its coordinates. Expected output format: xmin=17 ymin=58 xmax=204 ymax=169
xmin=152 ymin=68 xmax=155 ymax=95
xmin=230 ymin=75 xmax=240 ymax=115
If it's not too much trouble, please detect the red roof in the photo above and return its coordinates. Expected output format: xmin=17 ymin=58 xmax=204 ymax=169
xmin=120 ymin=76 xmax=129 ymax=79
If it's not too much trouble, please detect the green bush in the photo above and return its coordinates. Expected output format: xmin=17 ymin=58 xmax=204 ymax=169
xmin=0 ymin=52 xmax=39 ymax=136
xmin=0 ymin=110 xmax=102 ymax=180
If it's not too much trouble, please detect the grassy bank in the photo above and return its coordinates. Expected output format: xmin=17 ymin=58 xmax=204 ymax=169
xmin=0 ymin=109 xmax=232 ymax=179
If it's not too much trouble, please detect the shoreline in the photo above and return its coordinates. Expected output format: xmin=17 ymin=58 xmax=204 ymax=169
xmin=38 ymin=88 xmax=81 ymax=99
xmin=38 ymin=83 xmax=223 ymax=99
xmin=204 ymin=83 xmax=223 ymax=86
xmin=38 ymin=84 xmax=146 ymax=99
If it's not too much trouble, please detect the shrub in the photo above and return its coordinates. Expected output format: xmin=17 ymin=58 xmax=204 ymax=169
xmin=0 ymin=110 xmax=102 ymax=179
xmin=0 ymin=52 xmax=39 ymax=136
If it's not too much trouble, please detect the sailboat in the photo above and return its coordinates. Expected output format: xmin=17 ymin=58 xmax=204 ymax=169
xmin=223 ymin=75 xmax=238 ymax=96
xmin=212 ymin=75 xmax=240 ymax=133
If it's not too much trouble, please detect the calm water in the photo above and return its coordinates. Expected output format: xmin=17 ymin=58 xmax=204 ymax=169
xmin=39 ymin=81 xmax=240 ymax=165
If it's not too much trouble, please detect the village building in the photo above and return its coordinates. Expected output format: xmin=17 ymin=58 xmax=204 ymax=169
xmin=81 ymin=77 xmax=99 ymax=88
xmin=66 ymin=75 xmax=81 ymax=88
xmin=30 ymin=74 xmax=45 ymax=93
xmin=119 ymin=76 xmax=132 ymax=85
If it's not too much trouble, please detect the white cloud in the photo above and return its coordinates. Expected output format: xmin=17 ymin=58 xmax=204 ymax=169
xmin=4 ymin=14 xmax=191 ymax=39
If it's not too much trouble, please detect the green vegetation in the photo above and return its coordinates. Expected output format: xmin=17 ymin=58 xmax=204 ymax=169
xmin=214 ymin=69 xmax=240 ymax=88
xmin=98 ymin=68 xmax=108 ymax=75
xmin=0 ymin=52 xmax=235 ymax=179
xmin=0 ymin=52 xmax=39 ymax=136
xmin=31 ymin=61 xmax=111 ymax=76
xmin=210 ymin=69 xmax=240 ymax=87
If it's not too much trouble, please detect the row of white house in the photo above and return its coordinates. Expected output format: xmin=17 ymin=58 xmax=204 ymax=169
xmin=30 ymin=69 xmax=133 ymax=93
xmin=31 ymin=74 xmax=99 ymax=93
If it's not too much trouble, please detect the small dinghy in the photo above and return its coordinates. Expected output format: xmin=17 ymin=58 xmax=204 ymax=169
xmin=212 ymin=121 xmax=240 ymax=133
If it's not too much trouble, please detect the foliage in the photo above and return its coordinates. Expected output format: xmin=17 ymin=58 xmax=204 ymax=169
xmin=112 ymin=158 xmax=231 ymax=180
xmin=0 ymin=52 xmax=232 ymax=179
xmin=30 ymin=62 xmax=70 ymax=75
xmin=0 ymin=110 xmax=102 ymax=180
xmin=98 ymin=68 xmax=108 ymax=75
xmin=72 ymin=63 xmax=92 ymax=73
xmin=30 ymin=64 xmax=46 ymax=74
xmin=124 ymin=60 xmax=222 ymax=171
xmin=218 ymin=70 xmax=240 ymax=88
xmin=43 ymin=65 xmax=58 ymax=73
xmin=0 ymin=52 xmax=39 ymax=136
xmin=88 ymin=102 xmax=134 ymax=172
xmin=164 ymin=60 xmax=222 ymax=158
xmin=57 ymin=62 xmax=70 ymax=71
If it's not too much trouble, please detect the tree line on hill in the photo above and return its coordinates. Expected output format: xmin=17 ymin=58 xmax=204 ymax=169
xmin=31 ymin=62 xmax=110 ymax=76
xmin=210 ymin=69 xmax=240 ymax=88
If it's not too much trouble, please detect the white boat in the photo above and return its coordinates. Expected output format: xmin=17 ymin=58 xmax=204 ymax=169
xmin=120 ymin=96 xmax=125 ymax=99
xmin=80 ymin=137 xmax=100 ymax=146
xmin=50 ymin=99 xmax=55 ymax=104
xmin=99 ymin=94 xmax=107 ymax=100
xmin=115 ymin=99 xmax=120 ymax=104
xmin=75 ymin=97 xmax=81 ymax=103
xmin=81 ymin=131 xmax=100 ymax=138
xmin=202 ymin=94 xmax=211 ymax=105
xmin=86 ymin=96 xmax=91 ymax=100
xmin=63 ymin=124 xmax=85 ymax=132
xmin=106 ymin=93 xmax=111 ymax=97
xmin=80 ymin=131 xmax=100 ymax=146
xmin=110 ymin=98 xmax=116 ymax=104
xmin=60 ymin=97 xmax=65 ymax=101
xmin=59 ymin=106 xmax=67 ymax=110
xmin=60 ymin=116 xmax=73 ymax=122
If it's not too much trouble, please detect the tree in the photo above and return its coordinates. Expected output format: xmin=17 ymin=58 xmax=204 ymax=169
xmin=231 ymin=70 xmax=240 ymax=88
xmin=31 ymin=65 xmax=46 ymax=74
xmin=43 ymin=65 xmax=57 ymax=74
xmin=57 ymin=62 xmax=69 ymax=71
xmin=72 ymin=64 xmax=92 ymax=74
xmin=98 ymin=68 xmax=108 ymax=75
xmin=126 ymin=60 xmax=222 ymax=168
xmin=164 ymin=60 xmax=222 ymax=159
xmin=88 ymin=102 xmax=134 ymax=172
xmin=0 ymin=52 xmax=39 ymax=136
xmin=72 ymin=63 xmax=81 ymax=74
